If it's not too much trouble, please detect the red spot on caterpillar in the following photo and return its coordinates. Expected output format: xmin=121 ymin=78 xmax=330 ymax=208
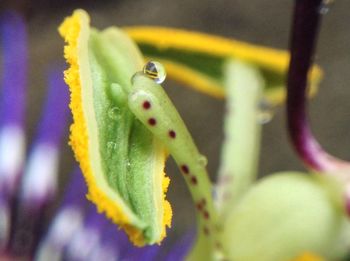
xmin=191 ymin=176 xmax=198 ymax=185
xmin=197 ymin=198 xmax=206 ymax=211
xmin=203 ymin=211 xmax=210 ymax=219
xmin=148 ymin=118 xmax=156 ymax=126
xmin=181 ymin=165 xmax=189 ymax=174
xmin=215 ymin=242 xmax=223 ymax=250
xmin=169 ymin=130 xmax=176 ymax=138
xmin=203 ymin=226 xmax=210 ymax=236
xmin=143 ymin=101 xmax=151 ymax=109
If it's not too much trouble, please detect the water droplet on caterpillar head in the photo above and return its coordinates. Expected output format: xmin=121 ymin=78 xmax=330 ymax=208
xmin=142 ymin=61 xmax=167 ymax=84
xmin=131 ymin=61 xmax=167 ymax=85
xmin=257 ymin=99 xmax=274 ymax=124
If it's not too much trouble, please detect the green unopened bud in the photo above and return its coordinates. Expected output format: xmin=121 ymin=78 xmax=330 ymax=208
xmin=223 ymin=172 xmax=349 ymax=261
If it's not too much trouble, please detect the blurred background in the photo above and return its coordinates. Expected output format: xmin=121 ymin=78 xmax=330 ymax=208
xmin=1 ymin=0 xmax=350 ymax=246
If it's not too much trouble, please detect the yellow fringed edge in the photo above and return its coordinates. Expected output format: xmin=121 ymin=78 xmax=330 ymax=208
xmin=292 ymin=252 xmax=325 ymax=261
xmin=161 ymin=173 xmax=172 ymax=240
xmin=125 ymin=26 xmax=323 ymax=104
xmin=59 ymin=9 xmax=132 ymax=241
xmin=59 ymin=10 xmax=172 ymax=246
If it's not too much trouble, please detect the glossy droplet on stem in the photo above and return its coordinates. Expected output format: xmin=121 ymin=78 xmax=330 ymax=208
xmin=213 ymin=248 xmax=227 ymax=261
xmin=142 ymin=61 xmax=167 ymax=84
xmin=198 ymin=155 xmax=208 ymax=167
xmin=108 ymin=107 xmax=120 ymax=120
xmin=257 ymin=99 xmax=274 ymax=124
xmin=318 ymin=0 xmax=333 ymax=15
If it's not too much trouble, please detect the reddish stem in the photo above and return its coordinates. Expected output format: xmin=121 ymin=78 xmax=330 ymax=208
xmin=287 ymin=0 xmax=350 ymax=172
xmin=287 ymin=0 xmax=350 ymax=215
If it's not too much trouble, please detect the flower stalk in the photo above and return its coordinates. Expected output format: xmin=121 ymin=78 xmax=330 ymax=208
xmin=287 ymin=0 xmax=350 ymax=215
xmin=287 ymin=0 xmax=350 ymax=172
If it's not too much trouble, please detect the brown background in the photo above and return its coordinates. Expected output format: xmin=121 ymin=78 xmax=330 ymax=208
xmin=1 ymin=0 xmax=350 ymax=238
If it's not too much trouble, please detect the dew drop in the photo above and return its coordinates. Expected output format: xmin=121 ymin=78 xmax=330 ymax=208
xmin=107 ymin=141 xmax=117 ymax=150
xmin=143 ymin=61 xmax=167 ymax=84
xmin=126 ymin=160 xmax=131 ymax=171
xmin=318 ymin=0 xmax=333 ymax=15
xmin=318 ymin=5 xmax=329 ymax=15
xmin=108 ymin=107 xmax=120 ymax=120
xmin=198 ymin=155 xmax=208 ymax=167
xmin=213 ymin=248 xmax=227 ymax=261
xmin=257 ymin=99 xmax=274 ymax=124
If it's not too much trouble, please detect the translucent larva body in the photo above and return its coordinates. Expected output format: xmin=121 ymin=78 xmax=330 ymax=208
xmin=129 ymin=73 xmax=219 ymax=258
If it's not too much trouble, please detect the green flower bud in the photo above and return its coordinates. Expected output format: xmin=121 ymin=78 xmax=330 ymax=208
xmin=223 ymin=172 xmax=349 ymax=261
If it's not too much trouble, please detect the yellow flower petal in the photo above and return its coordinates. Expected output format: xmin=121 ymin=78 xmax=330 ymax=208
xmin=125 ymin=26 xmax=322 ymax=105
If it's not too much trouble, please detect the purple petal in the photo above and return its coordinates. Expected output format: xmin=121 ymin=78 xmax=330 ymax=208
xmin=35 ymin=68 xmax=70 ymax=146
xmin=0 ymin=125 xmax=25 ymax=198
xmin=19 ymin=143 xmax=59 ymax=207
xmin=98 ymin=224 xmax=161 ymax=261
xmin=164 ymin=230 xmax=194 ymax=261
xmin=35 ymin=206 xmax=85 ymax=261
xmin=64 ymin=205 xmax=109 ymax=261
xmin=20 ymin=68 xmax=69 ymax=205
xmin=60 ymin=167 xmax=87 ymax=207
xmin=100 ymin=223 xmax=129 ymax=258
xmin=0 ymin=10 xmax=27 ymax=199
xmin=126 ymin=244 xmax=161 ymax=261
xmin=9 ymin=69 xmax=69 ymax=257
xmin=89 ymin=244 xmax=119 ymax=261
xmin=34 ymin=168 xmax=87 ymax=260
xmin=88 ymin=225 xmax=123 ymax=261
xmin=0 ymin=10 xmax=28 ymax=127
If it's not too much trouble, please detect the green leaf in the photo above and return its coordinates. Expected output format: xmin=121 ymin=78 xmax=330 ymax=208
xmin=59 ymin=10 xmax=171 ymax=246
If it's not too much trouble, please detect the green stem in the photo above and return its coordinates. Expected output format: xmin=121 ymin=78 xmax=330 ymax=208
xmin=216 ymin=59 xmax=264 ymax=220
